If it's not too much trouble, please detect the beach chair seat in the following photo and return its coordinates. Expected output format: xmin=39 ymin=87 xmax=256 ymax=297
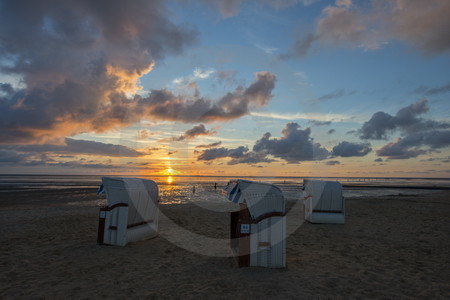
xmin=97 ymin=177 xmax=159 ymax=246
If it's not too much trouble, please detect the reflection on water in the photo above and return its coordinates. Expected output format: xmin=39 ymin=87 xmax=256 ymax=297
xmin=167 ymin=176 xmax=173 ymax=184
xmin=159 ymin=184 xmax=192 ymax=204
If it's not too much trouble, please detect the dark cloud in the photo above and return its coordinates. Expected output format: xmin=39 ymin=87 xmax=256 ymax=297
xmin=414 ymin=82 xmax=450 ymax=96
xmin=374 ymin=158 xmax=383 ymax=162
xmin=0 ymin=149 xmax=30 ymax=163
xmin=252 ymin=122 xmax=329 ymax=163
xmin=358 ymin=99 xmax=450 ymax=160
xmin=332 ymin=141 xmax=372 ymax=157
xmin=0 ymin=148 xmax=119 ymax=169
xmin=196 ymin=145 xmax=274 ymax=165
xmin=0 ymin=83 xmax=15 ymax=95
xmin=195 ymin=141 xmax=222 ymax=148
xmin=48 ymin=160 xmax=117 ymax=169
xmin=325 ymin=160 xmax=340 ymax=166
xmin=173 ymin=124 xmax=216 ymax=141
xmin=0 ymin=0 xmax=199 ymax=143
xmin=376 ymin=140 xmax=427 ymax=159
xmin=228 ymin=152 xmax=274 ymax=165
xmin=135 ymin=71 xmax=276 ymax=124
xmin=327 ymin=129 xmax=335 ymax=135
xmin=197 ymin=146 xmax=248 ymax=161
xmin=376 ymin=130 xmax=450 ymax=159
xmin=358 ymin=99 xmax=449 ymax=140
xmin=309 ymin=120 xmax=331 ymax=126
xmin=3 ymin=138 xmax=144 ymax=157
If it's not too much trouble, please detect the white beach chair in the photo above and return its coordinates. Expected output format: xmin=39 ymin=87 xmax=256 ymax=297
xmin=302 ymin=179 xmax=345 ymax=224
xmin=97 ymin=177 xmax=159 ymax=246
xmin=226 ymin=180 xmax=286 ymax=268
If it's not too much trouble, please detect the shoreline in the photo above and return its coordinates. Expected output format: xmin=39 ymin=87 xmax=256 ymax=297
xmin=1 ymin=188 xmax=449 ymax=298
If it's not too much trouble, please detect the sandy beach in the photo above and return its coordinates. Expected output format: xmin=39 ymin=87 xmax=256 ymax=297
xmin=1 ymin=188 xmax=449 ymax=299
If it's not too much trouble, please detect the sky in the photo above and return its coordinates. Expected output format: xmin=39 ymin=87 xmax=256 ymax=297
xmin=0 ymin=0 xmax=450 ymax=178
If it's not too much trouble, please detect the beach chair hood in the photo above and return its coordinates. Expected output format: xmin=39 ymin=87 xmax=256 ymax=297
xmin=225 ymin=179 xmax=285 ymax=219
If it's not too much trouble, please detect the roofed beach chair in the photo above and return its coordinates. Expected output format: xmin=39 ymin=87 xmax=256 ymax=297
xmin=302 ymin=179 xmax=345 ymax=224
xmin=225 ymin=180 xmax=286 ymax=268
xmin=97 ymin=177 xmax=159 ymax=246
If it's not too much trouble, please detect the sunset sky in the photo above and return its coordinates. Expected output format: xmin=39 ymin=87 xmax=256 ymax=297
xmin=1 ymin=0 xmax=449 ymax=178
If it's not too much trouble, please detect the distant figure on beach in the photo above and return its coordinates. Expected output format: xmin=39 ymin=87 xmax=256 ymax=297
xmin=214 ymin=182 xmax=217 ymax=190
xmin=193 ymin=186 xmax=195 ymax=194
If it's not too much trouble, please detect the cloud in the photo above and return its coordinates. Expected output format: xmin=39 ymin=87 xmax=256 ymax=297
xmin=138 ymin=129 xmax=153 ymax=140
xmin=414 ymin=82 xmax=450 ymax=96
xmin=284 ymin=0 xmax=450 ymax=58
xmin=374 ymin=158 xmax=383 ymax=162
xmin=227 ymin=152 xmax=275 ymax=165
xmin=196 ymin=122 xmax=332 ymax=165
xmin=250 ymin=111 xmax=350 ymax=122
xmin=358 ymin=99 xmax=450 ymax=159
xmin=195 ymin=141 xmax=222 ymax=148
xmin=0 ymin=0 xmax=199 ymax=144
xmin=197 ymin=146 xmax=249 ymax=161
xmin=0 ymin=148 xmax=121 ymax=169
xmin=325 ymin=160 xmax=340 ymax=166
xmin=3 ymin=138 xmax=145 ymax=157
xmin=136 ymin=71 xmax=276 ymax=123
xmin=376 ymin=140 xmax=427 ymax=159
xmin=196 ymin=145 xmax=274 ymax=165
xmin=47 ymin=160 xmax=118 ymax=169
xmin=327 ymin=129 xmax=335 ymax=134
xmin=0 ymin=149 xmax=30 ymax=163
xmin=252 ymin=122 xmax=330 ymax=163
xmin=193 ymin=68 xmax=215 ymax=80
xmin=376 ymin=130 xmax=450 ymax=159
xmin=173 ymin=67 xmax=216 ymax=86
xmin=172 ymin=124 xmax=217 ymax=141
xmin=313 ymin=89 xmax=356 ymax=102
xmin=309 ymin=120 xmax=331 ymax=126
xmin=195 ymin=123 xmax=383 ymax=165
xmin=332 ymin=141 xmax=372 ymax=157
xmin=1 ymin=67 xmax=276 ymax=143
xmin=358 ymin=99 xmax=449 ymax=140
xmin=210 ymin=0 xmax=319 ymax=18
xmin=215 ymin=70 xmax=239 ymax=86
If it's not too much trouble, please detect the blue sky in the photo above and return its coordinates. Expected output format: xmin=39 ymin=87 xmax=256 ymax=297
xmin=0 ymin=0 xmax=449 ymax=177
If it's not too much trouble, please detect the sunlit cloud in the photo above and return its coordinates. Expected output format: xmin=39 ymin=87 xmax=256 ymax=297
xmin=282 ymin=0 xmax=450 ymax=58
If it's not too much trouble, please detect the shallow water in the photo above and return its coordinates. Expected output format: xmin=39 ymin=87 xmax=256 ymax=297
xmin=0 ymin=175 xmax=448 ymax=202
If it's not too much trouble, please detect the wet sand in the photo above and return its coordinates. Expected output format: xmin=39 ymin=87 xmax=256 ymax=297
xmin=1 ymin=188 xmax=449 ymax=299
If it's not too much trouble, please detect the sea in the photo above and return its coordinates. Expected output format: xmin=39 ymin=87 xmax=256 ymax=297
xmin=0 ymin=174 xmax=449 ymax=204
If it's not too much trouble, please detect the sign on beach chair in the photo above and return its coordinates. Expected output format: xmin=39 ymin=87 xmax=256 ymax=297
xmin=97 ymin=177 xmax=159 ymax=246
xmin=302 ymin=179 xmax=345 ymax=224
xmin=226 ymin=180 xmax=286 ymax=268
